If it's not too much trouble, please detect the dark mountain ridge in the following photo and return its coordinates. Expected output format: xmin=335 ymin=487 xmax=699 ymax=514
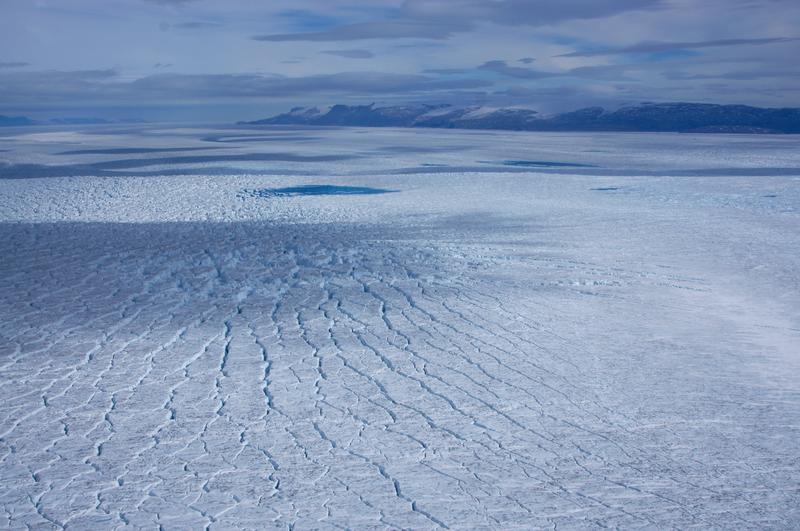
xmin=241 ymin=102 xmax=800 ymax=134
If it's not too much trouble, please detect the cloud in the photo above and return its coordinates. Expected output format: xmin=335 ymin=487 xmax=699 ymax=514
xmin=254 ymin=20 xmax=462 ymax=41
xmin=663 ymin=68 xmax=800 ymax=81
xmin=276 ymin=9 xmax=344 ymax=31
xmin=159 ymin=21 xmax=223 ymax=31
xmin=490 ymin=84 xmax=643 ymax=111
xmin=172 ymin=22 xmax=223 ymax=29
xmin=422 ymin=68 xmax=469 ymax=75
xmin=129 ymin=71 xmax=490 ymax=98
xmin=477 ymin=60 xmax=635 ymax=81
xmin=0 ymin=68 xmax=490 ymax=105
xmin=478 ymin=60 xmax=556 ymax=79
xmin=3 ymin=0 xmax=799 ymax=117
xmin=142 ymin=0 xmax=198 ymax=5
xmin=558 ymin=37 xmax=799 ymax=57
xmin=400 ymin=0 xmax=664 ymax=27
xmin=253 ymin=0 xmax=663 ymax=41
xmin=566 ymin=64 xmax=636 ymax=80
xmin=0 ymin=69 xmax=119 ymax=103
xmin=321 ymin=49 xmax=374 ymax=59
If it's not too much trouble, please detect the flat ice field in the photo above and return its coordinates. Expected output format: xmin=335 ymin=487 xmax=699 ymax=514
xmin=1 ymin=124 xmax=799 ymax=529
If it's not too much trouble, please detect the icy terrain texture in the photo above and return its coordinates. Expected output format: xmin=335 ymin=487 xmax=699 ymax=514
xmin=1 ymin=125 xmax=799 ymax=529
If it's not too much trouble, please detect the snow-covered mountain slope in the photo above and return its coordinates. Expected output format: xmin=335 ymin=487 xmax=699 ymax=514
xmin=1 ymin=125 xmax=799 ymax=528
xmin=243 ymin=102 xmax=800 ymax=133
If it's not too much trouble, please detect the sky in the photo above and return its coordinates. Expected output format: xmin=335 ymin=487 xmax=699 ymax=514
xmin=1 ymin=0 xmax=798 ymax=122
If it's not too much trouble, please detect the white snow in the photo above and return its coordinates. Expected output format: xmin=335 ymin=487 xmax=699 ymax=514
xmin=1 ymin=125 xmax=799 ymax=529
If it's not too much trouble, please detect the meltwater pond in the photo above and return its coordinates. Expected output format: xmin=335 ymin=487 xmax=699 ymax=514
xmin=240 ymin=184 xmax=396 ymax=198
xmin=495 ymin=159 xmax=597 ymax=168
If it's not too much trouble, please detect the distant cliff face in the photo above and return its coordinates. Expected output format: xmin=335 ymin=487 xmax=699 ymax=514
xmin=241 ymin=103 xmax=800 ymax=134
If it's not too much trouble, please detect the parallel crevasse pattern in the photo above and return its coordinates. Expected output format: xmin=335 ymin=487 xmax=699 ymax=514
xmin=1 ymin=223 xmax=798 ymax=529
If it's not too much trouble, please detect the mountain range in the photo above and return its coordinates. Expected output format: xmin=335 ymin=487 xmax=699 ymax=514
xmin=241 ymin=102 xmax=800 ymax=134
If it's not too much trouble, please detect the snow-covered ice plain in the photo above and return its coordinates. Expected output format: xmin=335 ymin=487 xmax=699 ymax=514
xmin=1 ymin=124 xmax=799 ymax=529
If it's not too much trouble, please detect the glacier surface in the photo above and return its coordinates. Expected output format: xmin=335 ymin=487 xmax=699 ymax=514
xmin=1 ymin=125 xmax=799 ymax=529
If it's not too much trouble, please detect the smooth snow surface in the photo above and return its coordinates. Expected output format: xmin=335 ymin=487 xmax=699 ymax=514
xmin=1 ymin=125 xmax=799 ymax=529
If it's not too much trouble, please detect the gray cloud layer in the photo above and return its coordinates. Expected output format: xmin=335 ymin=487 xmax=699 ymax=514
xmin=254 ymin=0 xmax=663 ymax=41
xmin=320 ymin=49 xmax=375 ymax=58
xmin=1 ymin=0 xmax=797 ymax=119
xmin=255 ymin=20 xmax=461 ymax=41
xmin=0 ymin=69 xmax=490 ymax=105
xmin=558 ymin=37 xmax=799 ymax=56
xmin=478 ymin=60 xmax=632 ymax=81
xmin=478 ymin=60 xmax=555 ymax=79
xmin=142 ymin=0 xmax=198 ymax=5
xmin=171 ymin=22 xmax=223 ymax=29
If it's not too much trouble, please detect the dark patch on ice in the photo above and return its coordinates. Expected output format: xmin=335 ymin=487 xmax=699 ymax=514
xmin=0 ymin=163 xmax=92 ymax=179
xmin=202 ymin=135 xmax=320 ymax=143
xmin=763 ymin=194 xmax=778 ymax=198
xmin=375 ymin=145 xmax=469 ymax=154
xmin=92 ymin=152 xmax=356 ymax=170
xmin=240 ymin=185 xmax=395 ymax=198
xmin=388 ymin=165 xmax=535 ymax=175
xmin=385 ymin=165 xmax=800 ymax=177
xmin=0 ymin=153 xmax=358 ymax=178
xmin=488 ymin=160 xmax=597 ymax=168
xmin=671 ymin=168 xmax=800 ymax=177
xmin=591 ymin=187 xmax=621 ymax=191
xmin=57 ymin=147 xmax=226 ymax=155
xmin=119 ymin=167 xmax=315 ymax=177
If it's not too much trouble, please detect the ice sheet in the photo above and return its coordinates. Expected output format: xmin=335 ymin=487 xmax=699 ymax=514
xmin=1 ymin=125 xmax=799 ymax=528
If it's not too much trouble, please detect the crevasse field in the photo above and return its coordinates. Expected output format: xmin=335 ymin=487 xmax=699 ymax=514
xmin=1 ymin=124 xmax=799 ymax=529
